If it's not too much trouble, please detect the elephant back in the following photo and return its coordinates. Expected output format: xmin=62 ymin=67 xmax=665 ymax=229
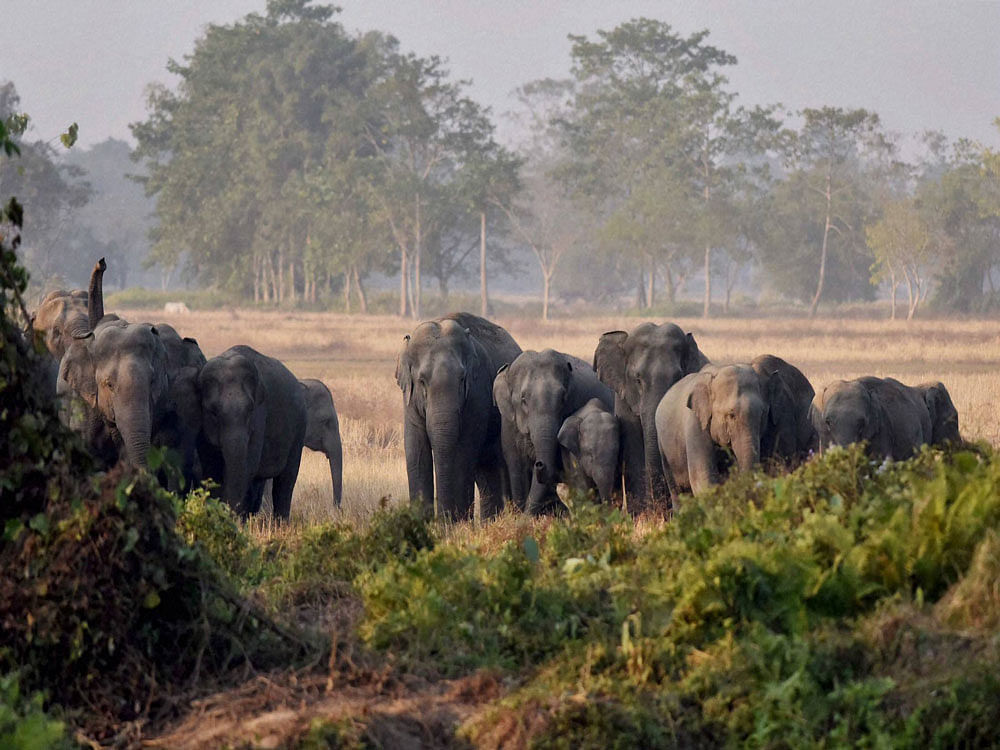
xmin=441 ymin=312 xmax=521 ymax=372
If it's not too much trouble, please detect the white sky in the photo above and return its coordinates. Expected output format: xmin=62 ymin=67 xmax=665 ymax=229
xmin=3 ymin=0 xmax=999 ymax=151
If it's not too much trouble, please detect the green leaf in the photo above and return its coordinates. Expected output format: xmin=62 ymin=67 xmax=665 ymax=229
xmin=28 ymin=513 xmax=49 ymax=535
xmin=143 ymin=590 xmax=161 ymax=609
xmin=60 ymin=122 xmax=79 ymax=149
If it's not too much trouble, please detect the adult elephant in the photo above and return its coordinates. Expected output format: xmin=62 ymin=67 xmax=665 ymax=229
xmin=396 ymin=313 xmax=521 ymax=521
xmin=32 ymin=288 xmax=88 ymax=359
xmin=59 ymin=318 xmax=170 ymax=471
xmin=301 ymin=378 xmax=344 ymax=508
xmin=594 ymin=322 xmax=709 ymax=504
xmin=494 ymin=349 xmax=614 ymax=515
xmin=751 ymin=354 xmax=817 ymax=466
xmin=655 ymin=364 xmax=773 ymax=500
xmin=812 ymin=377 xmax=932 ymax=461
xmin=198 ymin=345 xmax=307 ymax=519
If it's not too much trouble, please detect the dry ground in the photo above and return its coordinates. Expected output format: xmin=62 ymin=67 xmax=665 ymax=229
xmin=123 ymin=308 xmax=1000 ymax=524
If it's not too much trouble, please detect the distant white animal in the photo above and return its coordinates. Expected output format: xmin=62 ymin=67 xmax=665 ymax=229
xmin=163 ymin=301 xmax=191 ymax=314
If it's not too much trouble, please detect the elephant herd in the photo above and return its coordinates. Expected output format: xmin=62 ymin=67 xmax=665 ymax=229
xmin=31 ymin=261 xmax=960 ymax=522
xmin=30 ymin=259 xmax=343 ymax=519
xmin=398 ymin=313 xmax=962 ymax=519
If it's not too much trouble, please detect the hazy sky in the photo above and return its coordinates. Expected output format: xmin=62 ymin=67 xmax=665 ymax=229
xmin=4 ymin=0 xmax=999 ymax=151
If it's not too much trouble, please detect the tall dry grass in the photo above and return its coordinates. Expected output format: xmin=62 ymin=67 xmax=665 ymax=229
xmin=127 ymin=308 xmax=1000 ymax=524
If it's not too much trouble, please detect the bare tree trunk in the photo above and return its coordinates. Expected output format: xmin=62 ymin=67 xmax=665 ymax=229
xmin=480 ymin=210 xmax=489 ymax=317
xmin=904 ymin=269 xmax=915 ymax=320
xmin=636 ymin=271 xmax=647 ymax=309
xmin=253 ymin=256 xmax=260 ymax=303
xmin=413 ymin=194 xmax=422 ymax=319
xmin=809 ymin=170 xmax=833 ymax=318
xmin=354 ymin=266 xmax=368 ymax=314
xmin=702 ymin=244 xmax=711 ymax=318
xmin=542 ymin=271 xmax=551 ymax=321
xmin=288 ymin=260 xmax=296 ymax=305
xmin=664 ymin=263 xmax=676 ymax=304
xmin=344 ymin=270 xmax=351 ymax=313
xmin=646 ymin=259 xmax=655 ymax=309
xmin=399 ymin=248 xmax=409 ymax=317
xmin=889 ymin=268 xmax=897 ymax=320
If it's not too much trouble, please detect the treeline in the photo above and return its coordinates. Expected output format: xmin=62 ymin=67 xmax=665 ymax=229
xmin=7 ymin=0 xmax=1000 ymax=317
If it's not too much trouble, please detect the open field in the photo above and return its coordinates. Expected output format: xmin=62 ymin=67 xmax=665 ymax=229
xmin=122 ymin=308 xmax=1000 ymax=523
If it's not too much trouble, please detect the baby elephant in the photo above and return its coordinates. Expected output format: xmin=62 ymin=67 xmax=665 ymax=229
xmin=813 ymin=376 xmax=948 ymax=460
xmin=300 ymin=378 xmax=344 ymax=507
xmin=557 ymin=398 xmax=620 ymax=503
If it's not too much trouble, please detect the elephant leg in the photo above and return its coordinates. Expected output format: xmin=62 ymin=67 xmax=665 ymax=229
xmin=404 ymin=415 xmax=434 ymax=513
xmin=618 ymin=408 xmax=646 ymax=508
xmin=474 ymin=442 xmax=506 ymax=521
xmin=247 ymin=478 xmax=267 ymax=516
xmin=271 ymin=443 xmax=303 ymax=521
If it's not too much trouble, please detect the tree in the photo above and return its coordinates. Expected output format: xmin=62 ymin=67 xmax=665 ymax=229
xmin=0 ymin=82 xmax=89 ymax=288
xmin=867 ymin=198 xmax=936 ymax=319
xmin=784 ymin=107 xmax=892 ymax=316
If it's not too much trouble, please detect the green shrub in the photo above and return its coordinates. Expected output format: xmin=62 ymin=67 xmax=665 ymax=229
xmin=176 ymin=486 xmax=266 ymax=585
xmin=0 ymin=673 xmax=71 ymax=750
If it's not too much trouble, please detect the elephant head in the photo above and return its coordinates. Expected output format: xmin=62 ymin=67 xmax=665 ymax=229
xmin=751 ymin=354 xmax=817 ymax=465
xmin=33 ymin=289 xmax=89 ymax=359
xmin=558 ymin=398 xmax=620 ymax=503
xmin=687 ymin=365 xmax=770 ymax=473
xmin=494 ymin=349 xmax=580 ymax=515
xmin=918 ymin=381 xmax=960 ymax=446
xmin=594 ymin=322 xmax=708 ymax=498
xmin=396 ymin=319 xmax=483 ymax=518
xmin=59 ymin=320 xmax=170 ymax=470
xmin=301 ymin=378 xmax=344 ymax=508
xmin=199 ymin=351 xmax=269 ymax=515
xmin=813 ymin=380 xmax=882 ymax=454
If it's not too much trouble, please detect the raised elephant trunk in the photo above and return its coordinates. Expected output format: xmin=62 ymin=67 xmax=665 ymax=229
xmin=88 ymin=257 xmax=106 ymax=331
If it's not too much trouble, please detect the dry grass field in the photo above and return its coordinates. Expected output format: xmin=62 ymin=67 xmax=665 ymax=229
xmin=125 ymin=308 xmax=1000 ymax=524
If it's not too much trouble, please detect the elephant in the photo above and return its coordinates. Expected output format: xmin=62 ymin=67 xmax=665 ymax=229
xmin=916 ymin=381 xmax=961 ymax=446
xmin=655 ymin=364 xmax=774 ymax=500
xmin=811 ymin=377 xmax=933 ymax=461
xmin=557 ymin=398 xmax=620 ymax=504
xmin=301 ymin=378 xmax=344 ymax=508
xmin=32 ymin=287 xmax=89 ymax=359
xmin=494 ymin=349 xmax=615 ymax=515
xmin=396 ymin=312 xmax=522 ymax=521
xmin=198 ymin=345 xmax=307 ymax=519
xmin=593 ymin=322 xmax=709 ymax=505
xmin=59 ymin=318 xmax=171 ymax=471
xmin=750 ymin=354 xmax=817 ymax=466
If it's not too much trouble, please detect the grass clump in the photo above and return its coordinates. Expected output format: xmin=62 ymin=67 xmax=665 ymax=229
xmin=0 ymin=673 xmax=72 ymax=750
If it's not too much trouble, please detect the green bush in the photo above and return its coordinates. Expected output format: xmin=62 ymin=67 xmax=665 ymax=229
xmin=0 ymin=673 xmax=71 ymax=750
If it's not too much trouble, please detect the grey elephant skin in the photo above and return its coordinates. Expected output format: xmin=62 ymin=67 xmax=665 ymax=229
xmin=396 ymin=313 xmax=521 ymax=520
xmin=494 ymin=349 xmax=614 ymax=515
xmin=656 ymin=364 xmax=773 ymax=499
xmin=301 ymin=378 xmax=344 ymax=508
xmin=557 ymin=398 xmax=620 ymax=504
xmin=916 ymin=381 xmax=961 ymax=445
xmin=813 ymin=377 xmax=936 ymax=460
xmin=594 ymin=322 xmax=709 ymax=505
xmin=751 ymin=354 xmax=817 ymax=465
xmin=199 ymin=345 xmax=307 ymax=518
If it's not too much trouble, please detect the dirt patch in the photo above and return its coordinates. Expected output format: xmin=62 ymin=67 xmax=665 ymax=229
xmin=146 ymin=663 xmax=504 ymax=749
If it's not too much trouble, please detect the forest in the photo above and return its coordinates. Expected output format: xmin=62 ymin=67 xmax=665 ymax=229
xmin=3 ymin=0 xmax=999 ymax=320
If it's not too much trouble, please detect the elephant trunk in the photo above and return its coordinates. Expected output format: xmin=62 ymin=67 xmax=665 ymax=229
xmin=221 ymin=435 xmax=251 ymax=516
xmin=592 ymin=466 xmax=615 ymax=504
xmin=326 ymin=432 xmax=343 ymax=508
xmin=732 ymin=430 xmax=760 ymax=474
xmin=526 ymin=420 xmax=559 ymax=515
xmin=115 ymin=391 xmax=152 ymax=471
xmin=427 ymin=406 xmax=467 ymax=519
xmin=641 ymin=411 xmax=666 ymax=501
xmin=88 ymin=257 xmax=106 ymax=331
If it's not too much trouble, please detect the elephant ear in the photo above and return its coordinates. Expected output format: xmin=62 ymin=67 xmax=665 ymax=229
xmin=923 ymin=382 xmax=959 ymax=443
xmin=683 ymin=332 xmax=708 ymax=373
xmin=557 ymin=414 xmax=582 ymax=456
xmin=766 ymin=372 xmax=795 ymax=429
xmin=395 ymin=335 xmax=413 ymax=405
xmin=593 ymin=331 xmax=628 ymax=394
xmin=60 ymin=338 xmax=98 ymax=408
xmin=493 ymin=364 xmax=515 ymax=423
xmin=687 ymin=377 xmax=713 ymax=433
